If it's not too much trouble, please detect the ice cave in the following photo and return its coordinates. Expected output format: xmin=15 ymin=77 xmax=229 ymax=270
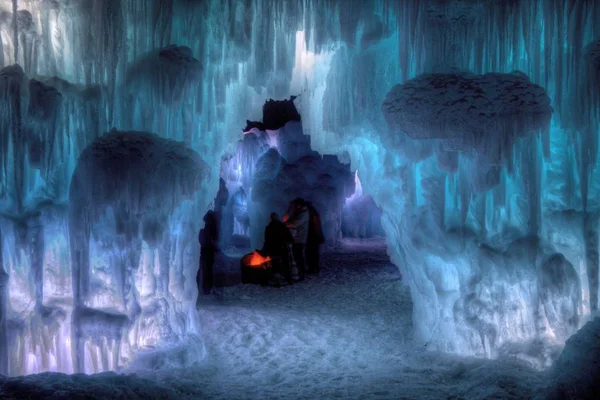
xmin=0 ymin=0 xmax=599 ymax=399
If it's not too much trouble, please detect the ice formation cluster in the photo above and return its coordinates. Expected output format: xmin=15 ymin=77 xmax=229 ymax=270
xmin=1 ymin=0 xmax=600 ymax=376
xmin=219 ymin=98 xmax=354 ymax=250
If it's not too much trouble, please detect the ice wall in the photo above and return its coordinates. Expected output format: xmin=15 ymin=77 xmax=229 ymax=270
xmin=1 ymin=0 xmax=600 ymax=374
xmin=342 ymin=172 xmax=384 ymax=239
xmin=220 ymin=98 xmax=353 ymax=250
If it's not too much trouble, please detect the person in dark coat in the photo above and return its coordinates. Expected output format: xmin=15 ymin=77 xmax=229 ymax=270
xmin=284 ymin=198 xmax=310 ymax=281
xmin=197 ymin=210 xmax=219 ymax=299
xmin=263 ymin=212 xmax=294 ymax=284
xmin=305 ymin=202 xmax=325 ymax=274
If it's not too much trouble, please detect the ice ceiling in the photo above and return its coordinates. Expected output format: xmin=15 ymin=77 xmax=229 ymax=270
xmin=0 ymin=0 xmax=600 ymax=376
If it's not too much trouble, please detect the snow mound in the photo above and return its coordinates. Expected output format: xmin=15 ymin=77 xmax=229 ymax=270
xmin=382 ymin=71 xmax=552 ymax=162
xmin=0 ymin=371 xmax=179 ymax=400
xmin=125 ymin=335 xmax=205 ymax=371
xmin=546 ymin=317 xmax=600 ymax=399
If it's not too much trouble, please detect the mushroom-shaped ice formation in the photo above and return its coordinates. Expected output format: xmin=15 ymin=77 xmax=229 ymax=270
xmin=382 ymin=71 xmax=552 ymax=166
xmin=125 ymin=45 xmax=203 ymax=104
xmin=69 ymin=129 xmax=208 ymax=219
xmin=28 ymin=79 xmax=62 ymax=122
xmin=68 ymin=129 xmax=209 ymax=373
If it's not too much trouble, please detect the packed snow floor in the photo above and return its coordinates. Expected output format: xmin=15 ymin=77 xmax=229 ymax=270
xmin=1 ymin=238 xmax=547 ymax=400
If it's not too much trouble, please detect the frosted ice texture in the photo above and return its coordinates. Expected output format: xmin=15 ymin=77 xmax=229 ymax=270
xmin=546 ymin=317 xmax=600 ymax=399
xmin=220 ymin=100 xmax=353 ymax=250
xmin=1 ymin=0 xmax=600 ymax=375
xmin=342 ymin=172 xmax=384 ymax=239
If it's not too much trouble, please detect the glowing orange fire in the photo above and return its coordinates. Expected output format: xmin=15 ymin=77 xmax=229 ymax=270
xmin=247 ymin=251 xmax=272 ymax=267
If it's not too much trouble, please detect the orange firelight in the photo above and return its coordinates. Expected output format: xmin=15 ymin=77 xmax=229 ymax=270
xmin=247 ymin=251 xmax=272 ymax=267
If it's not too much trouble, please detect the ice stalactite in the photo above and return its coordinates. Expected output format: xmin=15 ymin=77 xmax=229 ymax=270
xmin=584 ymin=216 xmax=599 ymax=313
xmin=342 ymin=171 xmax=384 ymax=239
xmin=11 ymin=0 xmax=17 ymax=62
xmin=26 ymin=79 xmax=62 ymax=181
xmin=0 ymin=226 xmax=8 ymax=375
xmin=0 ymin=63 xmax=25 ymax=214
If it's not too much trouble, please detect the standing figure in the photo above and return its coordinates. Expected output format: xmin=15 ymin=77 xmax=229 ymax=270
xmin=263 ymin=212 xmax=294 ymax=285
xmin=214 ymin=178 xmax=229 ymax=246
xmin=305 ymin=202 xmax=325 ymax=274
xmin=197 ymin=210 xmax=219 ymax=300
xmin=284 ymin=198 xmax=310 ymax=281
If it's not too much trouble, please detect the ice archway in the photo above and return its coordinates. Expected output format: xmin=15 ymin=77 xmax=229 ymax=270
xmin=0 ymin=0 xmax=599 ymax=375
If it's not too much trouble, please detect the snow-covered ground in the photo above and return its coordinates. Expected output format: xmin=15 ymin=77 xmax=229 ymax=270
xmin=1 ymin=239 xmax=548 ymax=399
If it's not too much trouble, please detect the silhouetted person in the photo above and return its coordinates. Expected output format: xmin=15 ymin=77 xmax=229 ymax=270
xmin=197 ymin=210 xmax=219 ymax=299
xmin=263 ymin=212 xmax=294 ymax=285
xmin=305 ymin=202 xmax=325 ymax=274
xmin=285 ymin=198 xmax=310 ymax=281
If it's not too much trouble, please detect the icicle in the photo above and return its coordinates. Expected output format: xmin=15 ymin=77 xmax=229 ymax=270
xmin=584 ymin=213 xmax=599 ymax=313
xmin=520 ymin=135 xmax=542 ymax=236
xmin=31 ymin=218 xmax=44 ymax=306
xmin=12 ymin=0 xmax=18 ymax=62
xmin=458 ymin=165 xmax=470 ymax=227
xmin=0 ymin=227 xmax=8 ymax=376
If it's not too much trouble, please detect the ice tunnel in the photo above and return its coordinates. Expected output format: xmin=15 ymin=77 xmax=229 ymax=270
xmin=1 ymin=0 xmax=600 ymax=378
xmin=218 ymin=97 xmax=354 ymax=253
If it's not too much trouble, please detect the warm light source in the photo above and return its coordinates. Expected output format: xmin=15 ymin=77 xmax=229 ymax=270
xmin=246 ymin=251 xmax=272 ymax=268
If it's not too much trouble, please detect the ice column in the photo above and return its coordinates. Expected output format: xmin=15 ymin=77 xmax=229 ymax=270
xmin=68 ymin=130 xmax=209 ymax=373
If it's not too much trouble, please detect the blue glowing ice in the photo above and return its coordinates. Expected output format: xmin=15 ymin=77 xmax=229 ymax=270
xmin=1 ymin=0 xmax=600 ymax=376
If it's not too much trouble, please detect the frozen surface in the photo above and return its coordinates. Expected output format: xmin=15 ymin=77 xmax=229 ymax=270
xmin=2 ymin=0 xmax=600 ymax=378
xmin=0 ymin=240 xmax=546 ymax=399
